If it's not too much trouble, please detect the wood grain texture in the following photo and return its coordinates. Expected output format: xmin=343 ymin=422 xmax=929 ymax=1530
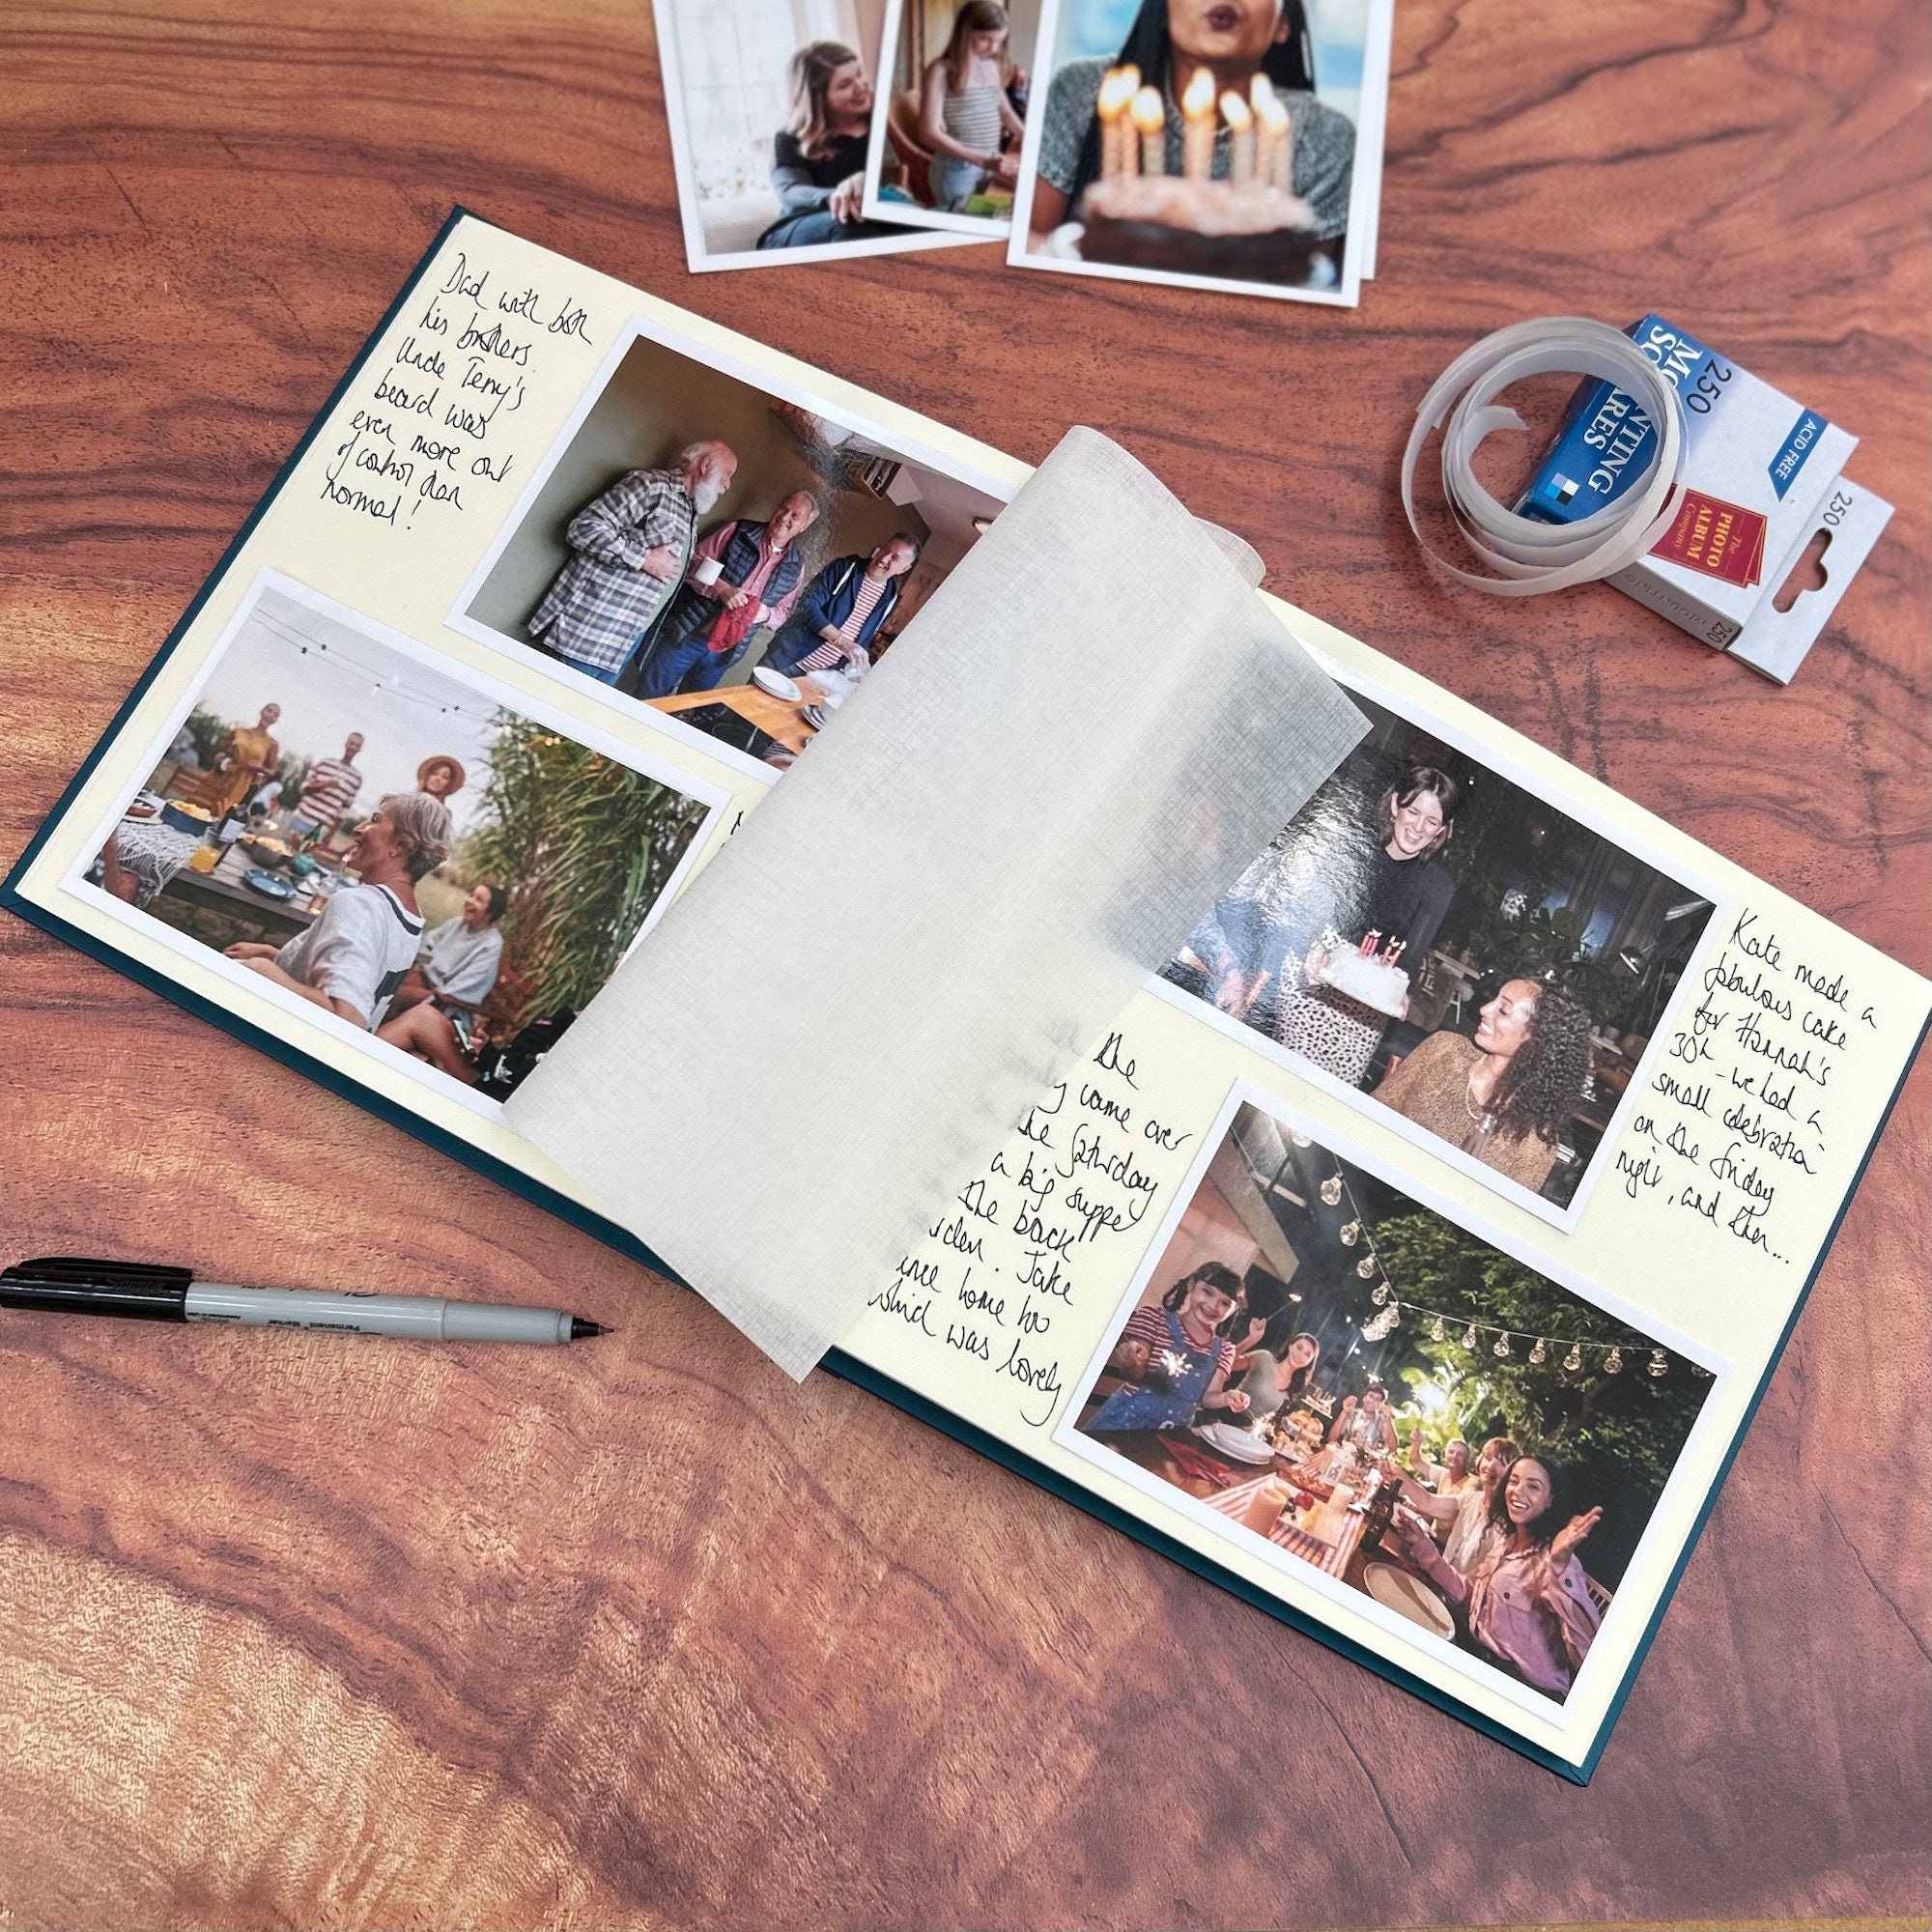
xmin=0 ymin=0 xmax=1926 ymax=1924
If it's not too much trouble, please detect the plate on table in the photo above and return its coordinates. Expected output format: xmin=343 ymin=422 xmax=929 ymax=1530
xmin=752 ymin=668 xmax=800 ymax=701
xmin=800 ymin=705 xmax=826 ymax=730
xmin=1364 ymin=1562 xmax=1455 ymax=1638
xmin=1194 ymin=1422 xmax=1278 ymax=1464
xmin=242 ymin=868 xmax=297 ymax=900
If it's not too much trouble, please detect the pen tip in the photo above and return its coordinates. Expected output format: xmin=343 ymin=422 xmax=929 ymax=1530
xmin=570 ymin=1317 xmax=611 ymax=1340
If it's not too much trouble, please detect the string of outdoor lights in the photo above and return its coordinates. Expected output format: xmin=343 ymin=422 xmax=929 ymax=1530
xmin=248 ymin=611 xmax=498 ymax=725
xmin=1285 ymin=1126 xmax=1705 ymax=1382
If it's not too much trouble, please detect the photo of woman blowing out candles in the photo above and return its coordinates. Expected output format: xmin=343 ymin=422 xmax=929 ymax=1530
xmin=1015 ymin=0 xmax=1364 ymax=296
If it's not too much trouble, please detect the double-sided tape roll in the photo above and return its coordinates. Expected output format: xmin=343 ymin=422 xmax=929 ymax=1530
xmin=1402 ymin=318 xmax=1687 ymax=597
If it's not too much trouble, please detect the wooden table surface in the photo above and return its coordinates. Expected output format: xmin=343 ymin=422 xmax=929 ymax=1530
xmin=1 ymin=0 xmax=1926 ymax=1926
xmin=161 ymin=843 xmax=322 ymax=938
xmin=649 ymin=673 xmax=832 ymax=756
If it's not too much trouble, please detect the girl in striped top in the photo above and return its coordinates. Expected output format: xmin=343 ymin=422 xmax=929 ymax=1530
xmin=1084 ymin=1262 xmax=1253 ymax=1434
xmin=918 ymin=3 xmax=1026 ymax=211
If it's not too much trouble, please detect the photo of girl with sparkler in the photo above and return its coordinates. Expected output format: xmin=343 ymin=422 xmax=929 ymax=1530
xmin=1061 ymin=1094 xmax=1720 ymax=1709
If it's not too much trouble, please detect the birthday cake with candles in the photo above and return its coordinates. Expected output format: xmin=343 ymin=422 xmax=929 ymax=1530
xmin=1076 ymin=66 xmax=1324 ymax=284
xmin=1316 ymin=930 xmax=1410 ymax=1016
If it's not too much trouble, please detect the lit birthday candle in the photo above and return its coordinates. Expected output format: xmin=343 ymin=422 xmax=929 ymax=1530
xmin=1180 ymin=66 xmax=1218 ymax=180
xmin=1130 ymin=85 xmax=1166 ymax=177
xmin=1251 ymin=74 xmax=1293 ymax=190
xmin=1095 ymin=65 xmax=1140 ymax=179
xmin=1220 ymin=89 xmax=1255 ymax=184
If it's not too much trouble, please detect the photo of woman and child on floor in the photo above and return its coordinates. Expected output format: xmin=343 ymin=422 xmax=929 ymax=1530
xmin=1067 ymin=1101 xmax=1714 ymax=1704
xmin=1162 ymin=687 xmax=1718 ymax=1209
xmin=656 ymin=0 xmax=980 ymax=267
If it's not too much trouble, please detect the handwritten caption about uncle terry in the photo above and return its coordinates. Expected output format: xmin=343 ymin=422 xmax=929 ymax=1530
xmin=865 ymin=1030 xmax=1199 ymax=1431
xmin=318 ymin=249 xmax=593 ymax=531
xmin=1614 ymin=906 xmax=1881 ymax=1265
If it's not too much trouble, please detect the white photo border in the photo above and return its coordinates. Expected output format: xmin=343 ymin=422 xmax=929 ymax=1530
xmin=445 ymin=306 xmax=1023 ymax=785
xmin=1348 ymin=0 xmax=1392 ymax=281
xmin=1053 ymin=1073 xmax=1736 ymax=1732
xmin=1148 ymin=642 xmax=1736 ymax=1233
xmin=62 ymin=567 xmax=731 ymax=1120
xmin=1003 ymin=0 xmax=1392 ymax=309
xmin=653 ymin=0 xmax=983 ymax=273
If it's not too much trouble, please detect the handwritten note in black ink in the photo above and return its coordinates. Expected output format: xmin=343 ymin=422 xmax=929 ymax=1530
xmin=865 ymin=1030 xmax=1198 ymax=1430
xmin=1618 ymin=906 xmax=1878 ymax=1266
xmin=321 ymin=248 xmax=593 ymax=530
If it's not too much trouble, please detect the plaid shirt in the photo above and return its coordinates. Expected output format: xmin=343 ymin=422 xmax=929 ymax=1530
xmin=528 ymin=468 xmax=699 ymax=675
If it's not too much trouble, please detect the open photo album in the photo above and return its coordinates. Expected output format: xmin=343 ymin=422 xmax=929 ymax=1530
xmin=7 ymin=212 xmax=1926 ymax=1783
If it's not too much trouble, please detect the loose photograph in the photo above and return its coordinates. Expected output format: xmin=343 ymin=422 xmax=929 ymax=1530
xmin=1060 ymin=1095 xmax=1719 ymax=1709
xmin=454 ymin=318 xmax=1010 ymax=779
xmin=1157 ymin=669 xmax=1721 ymax=1219
xmin=861 ymin=0 xmax=1041 ymax=236
xmin=77 ymin=577 xmax=723 ymax=1104
xmin=655 ymin=0 xmax=981 ymax=270
xmin=1009 ymin=0 xmax=1390 ymax=304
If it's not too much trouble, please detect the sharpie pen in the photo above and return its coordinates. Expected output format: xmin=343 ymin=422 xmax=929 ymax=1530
xmin=0 ymin=1257 xmax=609 ymax=1346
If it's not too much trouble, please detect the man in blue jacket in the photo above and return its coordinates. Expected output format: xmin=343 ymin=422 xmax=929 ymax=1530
xmin=764 ymin=534 xmax=921 ymax=679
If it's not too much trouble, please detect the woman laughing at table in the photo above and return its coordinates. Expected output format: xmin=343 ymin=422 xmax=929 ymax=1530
xmin=1086 ymin=1262 xmax=1252 ymax=1434
xmin=1401 ymin=1453 xmax=1603 ymax=1697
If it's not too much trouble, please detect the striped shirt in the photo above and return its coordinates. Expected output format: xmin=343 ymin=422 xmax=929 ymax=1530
xmin=795 ymin=570 xmax=890 ymax=673
xmin=1122 ymin=1304 xmax=1236 ymax=1377
xmin=942 ymin=82 xmax=1005 ymax=156
xmin=527 ymin=467 xmax=699 ymax=675
xmin=296 ymin=756 xmax=363 ymax=832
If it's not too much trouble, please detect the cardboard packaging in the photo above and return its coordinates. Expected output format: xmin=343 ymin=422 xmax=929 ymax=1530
xmin=1522 ymin=316 xmax=1893 ymax=683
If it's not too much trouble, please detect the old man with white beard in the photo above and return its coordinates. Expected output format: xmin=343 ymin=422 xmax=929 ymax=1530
xmin=526 ymin=438 xmax=740 ymax=686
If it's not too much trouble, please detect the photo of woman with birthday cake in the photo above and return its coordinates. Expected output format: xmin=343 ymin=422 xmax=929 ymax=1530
xmin=1169 ymin=760 xmax=1461 ymax=1086
xmin=1009 ymin=0 xmax=1379 ymax=302
xmin=1158 ymin=673 xmax=1722 ymax=1218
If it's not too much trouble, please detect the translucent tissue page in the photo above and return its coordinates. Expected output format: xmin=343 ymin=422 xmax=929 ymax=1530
xmin=506 ymin=429 xmax=1368 ymax=1377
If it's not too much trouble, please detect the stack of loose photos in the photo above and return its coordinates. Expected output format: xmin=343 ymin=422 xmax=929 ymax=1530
xmin=655 ymin=0 xmax=1391 ymax=308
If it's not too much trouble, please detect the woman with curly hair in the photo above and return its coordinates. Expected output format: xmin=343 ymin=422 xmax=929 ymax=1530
xmin=1398 ymin=1453 xmax=1603 ymax=1697
xmin=1372 ymin=975 xmax=1593 ymax=1193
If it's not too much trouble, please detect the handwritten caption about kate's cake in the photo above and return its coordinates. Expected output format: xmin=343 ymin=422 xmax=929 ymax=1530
xmin=1613 ymin=906 xmax=1883 ymax=1266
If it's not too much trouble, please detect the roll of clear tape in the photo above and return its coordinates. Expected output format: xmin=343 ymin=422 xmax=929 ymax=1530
xmin=1401 ymin=318 xmax=1687 ymax=597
